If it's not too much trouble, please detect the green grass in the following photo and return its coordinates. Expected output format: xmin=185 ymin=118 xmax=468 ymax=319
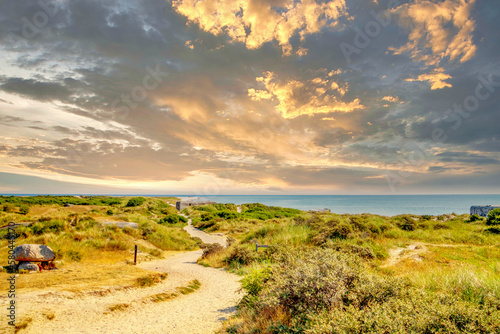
xmin=182 ymin=205 xmax=500 ymax=334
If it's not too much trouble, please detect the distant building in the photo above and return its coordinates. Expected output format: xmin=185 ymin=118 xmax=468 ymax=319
xmin=176 ymin=197 xmax=216 ymax=211
xmin=470 ymin=205 xmax=500 ymax=217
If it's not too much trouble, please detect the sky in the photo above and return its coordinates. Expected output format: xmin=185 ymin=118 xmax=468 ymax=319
xmin=0 ymin=0 xmax=499 ymax=195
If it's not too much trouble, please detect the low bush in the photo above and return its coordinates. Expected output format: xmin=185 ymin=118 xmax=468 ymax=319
xmin=486 ymin=208 xmax=500 ymax=226
xmin=395 ymin=215 xmax=417 ymax=231
xmin=324 ymin=241 xmax=375 ymax=260
xmin=126 ymin=197 xmax=146 ymax=207
xmin=256 ymin=249 xmax=363 ymax=316
xmin=31 ymin=220 xmax=66 ymax=235
xmin=200 ymin=243 xmax=223 ymax=259
xmin=467 ymin=214 xmax=483 ymax=223
xmin=19 ymin=205 xmax=30 ymax=215
xmin=159 ymin=214 xmax=187 ymax=225
xmin=226 ymin=246 xmax=256 ymax=266
xmin=484 ymin=227 xmax=500 ymax=234
xmin=232 ymin=248 xmax=500 ymax=333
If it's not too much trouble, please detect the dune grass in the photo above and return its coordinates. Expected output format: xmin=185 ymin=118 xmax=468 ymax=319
xmin=183 ymin=204 xmax=500 ymax=333
xmin=0 ymin=196 xmax=200 ymax=294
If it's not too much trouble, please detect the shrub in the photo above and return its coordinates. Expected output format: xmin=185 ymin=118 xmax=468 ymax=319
xmin=434 ymin=222 xmax=451 ymax=230
xmin=331 ymin=222 xmax=353 ymax=239
xmin=240 ymin=265 xmax=272 ymax=308
xmin=3 ymin=203 xmax=16 ymax=212
xmin=159 ymin=214 xmax=179 ymax=225
xmin=200 ymin=243 xmax=223 ymax=259
xmin=467 ymin=214 xmax=482 ymax=223
xmin=226 ymin=246 xmax=256 ymax=266
xmin=307 ymin=291 xmax=500 ymax=333
xmin=19 ymin=205 xmax=30 ymax=215
xmin=396 ymin=216 xmax=416 ymax=231
xmin=106 ymin=209 xmax=114 ymax=216
xmin=126 ymin=197 xmax=146 ymax=207
xmin=486 ymin=208 xmax=500 ymax=226
xmin=31 ymin=220 xmax=66 ymax=235
xmin=258 ymin=249 xmax=363 ymax=316
xmin=324 ymin=241 xmax=375 ymax=260
xmin=215 ymin=210 xmax=239 ymax=220
xmin=484 ymin=227 xmax=500 ymax=234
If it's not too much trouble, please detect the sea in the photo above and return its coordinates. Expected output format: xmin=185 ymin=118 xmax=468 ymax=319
xmin=177 ymin=195 xmax=500 ymax=217
xmin=6 ymin=194 xmax=500 ymax=217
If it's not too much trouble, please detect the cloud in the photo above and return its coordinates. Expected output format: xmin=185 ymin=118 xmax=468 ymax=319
xmin=392 ymin=0 xmax=477 ymax=66
xmin=0 ymin=78 xmax=70 ymax=101
xmin=381 ymin=96 xmax=399 ymax=103
xmin=248 ymin=71 xmax=364 ymax=118
xmin=0 ymin=0 xmax=498 ymax=195
xmin=172 ymin=0 xmax=348 ymax=55
xmin=405 ymin=68 xmax=452 ymax=89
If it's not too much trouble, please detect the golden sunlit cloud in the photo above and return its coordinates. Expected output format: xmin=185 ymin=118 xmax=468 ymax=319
xmin=381 ymin=96 xmax=399 ymax=103
xmin=391 ymin=0 xmax=477 ymax=66
xmin=172 ymin=0 xmax=347 ymax=56
xmin=248 ymin=71 xmax=364 ymax=119
xmin=405 ymin=68 xmax=453 ymax=90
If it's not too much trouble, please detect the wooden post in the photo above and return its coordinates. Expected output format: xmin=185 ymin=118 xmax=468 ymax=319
xmin=134 ymin=244 xmax=137 ymax=265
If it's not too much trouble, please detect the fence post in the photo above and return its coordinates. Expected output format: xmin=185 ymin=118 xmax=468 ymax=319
xmin=134 ymin=244 xmax=138 ymax=265
xmin=255 ymin=243 xmax=258 ymax=252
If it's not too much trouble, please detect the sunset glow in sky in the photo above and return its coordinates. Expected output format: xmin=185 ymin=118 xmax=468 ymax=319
xmin=0 ymin=0 xmax=499 ymax=194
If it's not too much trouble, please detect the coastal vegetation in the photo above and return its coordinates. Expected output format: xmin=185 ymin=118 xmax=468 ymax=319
xmin=1 ymin=197 xmax=499 ymax=333
xmin=0 ymin=196 xmax=198 ymax=292
xmin=183 ymin=203 xmax=500 ymax=333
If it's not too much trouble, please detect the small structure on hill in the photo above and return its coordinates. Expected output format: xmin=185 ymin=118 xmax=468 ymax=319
xmin=13 ymin=244 xmax=56 ymax=272
xmin=176 ymin=197 xmax=216 ymax=211
xmin=470 ymin=205 xmax=500 ymax=217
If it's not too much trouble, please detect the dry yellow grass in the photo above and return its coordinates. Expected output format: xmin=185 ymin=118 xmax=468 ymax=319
xmin=0 ymin=261 xmax=163 ymax=294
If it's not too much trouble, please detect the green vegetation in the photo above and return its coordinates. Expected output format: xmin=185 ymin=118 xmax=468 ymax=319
xmin=185 ymin=203 xmax=301 ymax=231
xmin=182 ymin=205 xmax=500 ymax=333
xmin=487 ymin=208 xmax=500 ymax=225
xmin=159 ymin=214 xmax=188 ymax=225
xmin=126 ymin=196 xmax=147 ymax=207
xmin=0 ymin=196 xmax=199 ymax=293
xmin=0 ymin=195 xmax=122 ymax=206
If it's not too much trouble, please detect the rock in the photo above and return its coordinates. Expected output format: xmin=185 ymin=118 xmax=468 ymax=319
xmin=14 ymin=244 xmax=55 ymax=262
xmin=18 ymin=262 xmax=39 ymax=272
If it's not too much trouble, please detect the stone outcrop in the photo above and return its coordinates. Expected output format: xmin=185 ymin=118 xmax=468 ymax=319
xmin=470 ymin=205 xmax=500 ymax=217
xmin=18 ymin=262 xmax=39 ymax=272
xmin=13 ymin=244 xmax=55 ymax=262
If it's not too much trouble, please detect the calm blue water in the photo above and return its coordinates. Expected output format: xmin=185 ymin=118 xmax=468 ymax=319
xmin=178 ymin=195 xmax=500 ymax=217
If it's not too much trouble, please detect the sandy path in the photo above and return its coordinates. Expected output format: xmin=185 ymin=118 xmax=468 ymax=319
xmin=8 ymin=219 xmax=241 ymax=334
xmin=183 ymin=218 xmax=228 ymax=246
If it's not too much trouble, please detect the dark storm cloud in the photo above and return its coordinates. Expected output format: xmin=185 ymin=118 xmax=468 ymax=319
xmin=0 ymin=78 xmax=70 ymax=101
xmin=435 ymin=152 xmax=499 ymax=165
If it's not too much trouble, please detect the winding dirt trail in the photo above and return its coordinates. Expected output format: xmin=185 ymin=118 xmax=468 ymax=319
xmin=9 ymin=219 xmax=242 ymax=334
